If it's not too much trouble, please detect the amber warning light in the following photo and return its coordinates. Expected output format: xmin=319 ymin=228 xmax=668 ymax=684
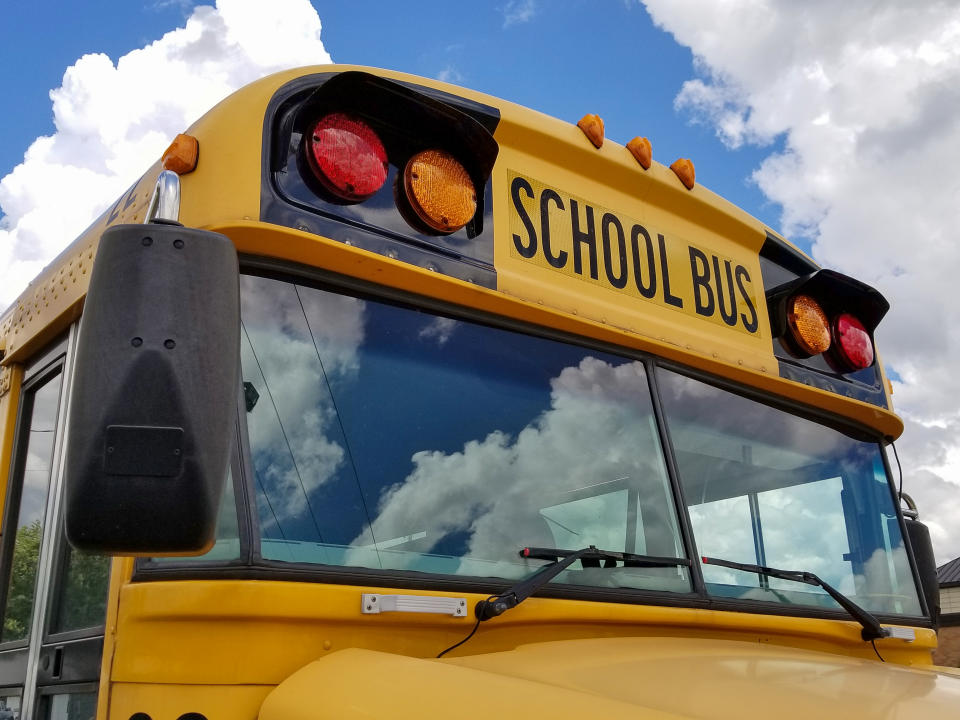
xmin=787 ymin=294 xmax=831 ymax=356
xmin=402 ymin=149 xmax=476 ymax=234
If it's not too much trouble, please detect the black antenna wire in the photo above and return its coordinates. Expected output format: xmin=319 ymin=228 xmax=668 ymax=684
xmin=436 ymin=596 xmax=495 ymax=658
xmin=891 ymin=441 xmax=904 ymax=499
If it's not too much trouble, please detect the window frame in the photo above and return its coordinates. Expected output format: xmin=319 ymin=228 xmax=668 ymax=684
xmin=132 ymin=258 xmax=930 ymax=628
xmin=0 ymin=350 xmax=67 ymax=652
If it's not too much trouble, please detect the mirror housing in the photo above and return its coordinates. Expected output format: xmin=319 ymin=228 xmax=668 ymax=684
xmin=901 ymin=493 xmax=940 ymax=626
xmin=64 ymin=222 xmax=239 ymax=555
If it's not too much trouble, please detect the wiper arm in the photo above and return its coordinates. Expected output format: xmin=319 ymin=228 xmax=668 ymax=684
xmin=701 ymin=556 xmax=889 ymax=641
xmin=475 ymin=546 xmax=691 ymax=621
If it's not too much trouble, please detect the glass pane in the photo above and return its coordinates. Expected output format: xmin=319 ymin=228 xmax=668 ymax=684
xmin=0 ymin=692 xmax=21 ymax=720
xmin=43 ymin=693 xmax=96 ymax=720
xmin=50 ymin=544 xmax=109 ymax=634
xmin=688 ymin=496 xmax=757 ymax=587
xmin=2 ymin=373 xmax=62 ymax=643
xmin=240 ymin=275 xmax=689 ymax=594
xmin=658 ymin=368 xmax=922 ymax=616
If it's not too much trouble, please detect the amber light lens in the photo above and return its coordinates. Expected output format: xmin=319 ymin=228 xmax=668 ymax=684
xmin=402 ymin=149 xmax=476 ymax=233
xmin=787 ymin=294 xmax=831 ymax=356
xmin=834 ymin=313 xmax=874 ymax=370
xmin=306 ymin=113 xmax=388 ymax=202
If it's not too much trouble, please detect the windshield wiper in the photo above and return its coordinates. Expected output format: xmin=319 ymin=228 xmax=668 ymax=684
xmin=701 ymin=556 xmax=889 ymax=641
xmin=475 ymin=546 xmax=691 ymax=621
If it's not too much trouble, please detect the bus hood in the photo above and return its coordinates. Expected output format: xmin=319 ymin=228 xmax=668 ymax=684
xmin=259 ymin=636 xmax=960 ymax=719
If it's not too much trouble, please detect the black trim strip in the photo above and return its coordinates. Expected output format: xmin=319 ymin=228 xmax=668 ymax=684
xmin=129 ymin=563 xmax=929 ymax=631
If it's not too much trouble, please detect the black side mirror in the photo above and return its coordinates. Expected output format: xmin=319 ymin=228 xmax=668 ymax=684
xmin=64 ymin=221 xmax=239 ymax=554
xmin=901 ymin=492 xmax=940 ymax=626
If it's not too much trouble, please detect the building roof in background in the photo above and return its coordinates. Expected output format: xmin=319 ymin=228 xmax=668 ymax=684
xmin=938 ymin=557 xmax=960 ymax=586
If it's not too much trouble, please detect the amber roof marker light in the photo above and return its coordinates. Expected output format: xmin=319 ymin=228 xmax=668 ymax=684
xmin=670 ymin=158 xmax=696 ymax=189
xmin=401 ymin=149 xmax=477 ymax=234
xmin=162 ymin=134 xmax=199 ymax=175
xmin=577 ymin=114 xmax=605 ymax=148
xmin=627 ymin=137 xmax=652 ymax=170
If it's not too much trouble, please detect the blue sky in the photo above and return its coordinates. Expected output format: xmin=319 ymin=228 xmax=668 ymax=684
xmin=2 ymin=1 xmax=960 ymax=562
xmin=0 ymin=1 xmax=783 ymax=238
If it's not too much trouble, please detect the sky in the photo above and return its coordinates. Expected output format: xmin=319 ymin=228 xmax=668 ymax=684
xmin=2 ymin=0 xmax=960 ymax=566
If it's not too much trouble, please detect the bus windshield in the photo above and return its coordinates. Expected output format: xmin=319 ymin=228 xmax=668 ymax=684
xmin=237 ymin=272 xmax=921 ymax=617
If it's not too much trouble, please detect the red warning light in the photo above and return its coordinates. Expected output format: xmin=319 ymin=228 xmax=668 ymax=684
xmin=305 ymin=113 xmax=388 ymax=202
xmin=833 ymin=313 xmax=874 ymax=370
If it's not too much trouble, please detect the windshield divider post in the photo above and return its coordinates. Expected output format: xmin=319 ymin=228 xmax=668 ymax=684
xmin=646 ymin=361 xmax=705 ymax=597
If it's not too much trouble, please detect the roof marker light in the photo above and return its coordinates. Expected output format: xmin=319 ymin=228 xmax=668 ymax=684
xmin=627 ymin=137 xmax=652 ymax=170
xmin=670 ymin=158 xmax=695 ymax=189
xmin=162 ymin=134 xmax=199 ymax=175
xmin=577 ymin=114 xmax=605 ymax=148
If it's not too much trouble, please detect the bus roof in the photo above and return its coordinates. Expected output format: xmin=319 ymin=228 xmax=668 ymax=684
xmin=0 ymin=64 xmax=899 ymax=439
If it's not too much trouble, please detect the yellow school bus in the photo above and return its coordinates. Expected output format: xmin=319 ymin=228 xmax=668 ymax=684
xmin=0 ymin=65 xmax=957 ymax=720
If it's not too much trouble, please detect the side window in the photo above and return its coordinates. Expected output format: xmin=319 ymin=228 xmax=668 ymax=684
xmin=0 ymin=371 xmax=63 ymax=644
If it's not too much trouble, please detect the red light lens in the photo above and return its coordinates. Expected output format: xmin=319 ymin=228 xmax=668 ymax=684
xmin=834 ymin=313 xmax=874 ymax=370
xmin=305 ymin=113 xmax=387 ymax=202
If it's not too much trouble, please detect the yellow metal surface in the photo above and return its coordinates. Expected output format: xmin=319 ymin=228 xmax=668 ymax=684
xmin=0 ymin=63 xmax=904 ymax=437
xmin=96 ymin=557 xmax=134 ymax=720
xmin=0 ymin=363 xmax=23 ymax=524
xmin=110 ymin=682 xmax=272 ymax=720
xmin=111 ymin=578 xmax=937 ymax=687
xmin=506 ymin=170 xmax=763 ymax=338
xmin=258 ymin=638 xmax=960 ymax=720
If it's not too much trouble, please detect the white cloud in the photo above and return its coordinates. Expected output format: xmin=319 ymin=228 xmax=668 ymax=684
xmin=643 ymin=0 xmax=960 ymax=565
xmin=502 ymin=0 xmax=537 ymax=28
xmin=437 ymin=66 xmax=464 ymax=84
xmin=0 ymin=0 xmax=331 ymax=310
xmin=418 ymin=316 xmax=458 ymax=346
xmin=240 ymin=276 xmax=366 ymax=528
xmin=351 ymin=357 xmax=685 ymax=587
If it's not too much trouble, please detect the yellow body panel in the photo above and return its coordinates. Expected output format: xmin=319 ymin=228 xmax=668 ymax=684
xmin=0 ymin=65 xmax=941 ymax=720
xmin=112 ymin=580 xmax=936 ymax=685
xmin=258 ymin=639 xmax=960 ymax=720
xmin=0 ymin=64 xmax=901 ymax=436
xmin=0 ymin=364 xmax=23 ymax=522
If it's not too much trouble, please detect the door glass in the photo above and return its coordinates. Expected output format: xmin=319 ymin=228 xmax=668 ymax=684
xmin=49 ymin=544 xmax=110 ymax=635
xmin=41 ymin=693 xmax=96 ymax=720
xmin=1 ymin=373 xmax=63 ymax=644
xmin=0 ymin=692 xmax=21 ymax=720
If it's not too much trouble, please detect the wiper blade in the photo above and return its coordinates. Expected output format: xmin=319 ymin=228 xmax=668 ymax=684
xmin=475 ymin=546 xmax=691 ymax=621
xmin=701 ymin=556 xmax=889 ymax=641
